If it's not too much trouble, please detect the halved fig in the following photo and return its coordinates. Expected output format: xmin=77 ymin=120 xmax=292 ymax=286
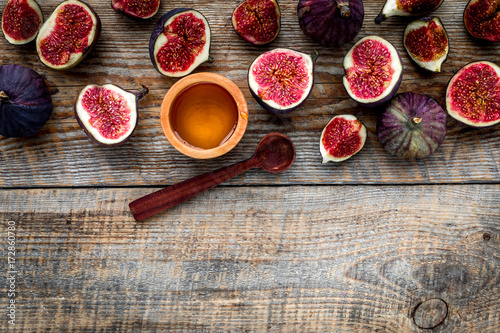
xmin=404 ymin=17 xmax=448 ymax=72
xmin=2 ymin=0 xmax=43 ymax=45
xmin=464 ymin=0 xmax=500 ymax=42
xmin=343 ymin=36 xmax=403 ymax=108
xmin=375 ymin=0 xmax=444 ymax=24
xmin=111 ymin=0 xmax=160 ymax=20
xmin=320 ymin=114 xmax=367 ymax=163
xmin=232 ymin=0 xmax=280 ymax=45
xmin=36 ymin=0 xmax=101 ymax=70
xmin=377 ymin=92 xmax=447 ymax=159
xmin=75 ymin=84 xmax=149 ymax=146
xmin=297 ymin=0 xmax=364 ymax=47
xmin=248 ymin=48 xmax=319 ymax=114
xmin=446 ymin=61 xmax=500 ymax=127
xmin=149 ymin=8 xmax=213 ymax=78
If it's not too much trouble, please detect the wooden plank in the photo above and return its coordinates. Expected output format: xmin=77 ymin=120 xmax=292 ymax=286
xmin=0 ymin=0 xmax=499 ymax=187
xmin=1 ymin=185 xmax=498 ymax=331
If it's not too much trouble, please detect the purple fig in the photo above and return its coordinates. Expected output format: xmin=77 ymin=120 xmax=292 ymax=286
xmin=112 ymin=0 xmax=160 ymax=19
xmin=1 ymin=0 xmax=43 ymax=45
xmin=232 ymin=0 xmax=280 ymax=45
xmin=375 ymin=0 xmax=444 ymax=24
xmin=464 ymin=0 xmax=500 ymax=42
xmin=297 ymin=0 xmax=364 ymax=47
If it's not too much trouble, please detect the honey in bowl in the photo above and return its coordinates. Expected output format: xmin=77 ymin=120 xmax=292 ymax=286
xmin=170 ymin=83 xmax=238 ymax=149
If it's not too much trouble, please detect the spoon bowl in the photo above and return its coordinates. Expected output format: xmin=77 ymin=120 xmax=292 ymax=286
xmin=129 ymin=133 xmax=295 ymax=221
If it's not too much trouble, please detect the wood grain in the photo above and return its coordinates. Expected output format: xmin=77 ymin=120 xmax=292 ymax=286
xmin=0 ymin=0 xmax=499 ymax=187
xmin=1 ymin=185 xmax=498 ymax=332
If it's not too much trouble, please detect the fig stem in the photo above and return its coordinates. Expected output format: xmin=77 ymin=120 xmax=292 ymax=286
xmin=412 ymin=117 xmax=422 ymax=124
xmin=336 ymin=1 xmax=351 ymax=17
xmin=133 ymin=84 xmax=149 ymax=100
xmin=375 ymin=13 xmax=386 ymax=24
xmin=207 ymin=55 xmax=215 ymax=63
xmin=310 ymin=50 xmax=320 ymax=63
xmin=0 ymin=91 xmax=8 ymax=101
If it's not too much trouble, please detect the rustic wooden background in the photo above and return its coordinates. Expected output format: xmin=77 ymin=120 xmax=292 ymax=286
xmin=0 ymin=0 xmax=498 ymax=332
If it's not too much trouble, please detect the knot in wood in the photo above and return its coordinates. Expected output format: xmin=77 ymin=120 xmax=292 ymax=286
xmin=413 ymin=298 xmax=448 ymax=329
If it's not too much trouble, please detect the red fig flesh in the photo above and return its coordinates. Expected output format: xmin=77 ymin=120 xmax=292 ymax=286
xmin=375 ymin=0 xmax=444 ymax=24
xmin=75 ymin=84 xmax=148 ymax=146
xmin=404 ymin=17 xmax=449 ymax=72
xmin=232 ymin=0 xmax=280 ymax=45
xmin=1 ymin=0 xmax=43 ymax=45
xmin=446 ymin=61 xmax=500 ymax=127
xmin=248 ymin=48 xmax=318 ymax=114
xmin=149 ymin=9 xmax=213 ymax=77
xmin=111 ymin=0 xmax=160 ymax=20
xmin=343 ymin=36 xmax=403 ymax=108
xmin=320 ymin=114 xmax=367 ymax=163
xmin=36 ymin=0 xmax=101 ymax=70
xmin=464 ymin=0 xmax=500 ymax=42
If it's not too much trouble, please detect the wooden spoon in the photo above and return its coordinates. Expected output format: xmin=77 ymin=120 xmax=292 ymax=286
xmin=129 ymin=133 xmax=296 ymax=221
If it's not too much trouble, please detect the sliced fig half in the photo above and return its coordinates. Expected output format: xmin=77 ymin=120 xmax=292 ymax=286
xmin=320 ymin=114 xmax=367 ymax=163
xmin=2 ymin=0 xmax=43 ymax=45
xmin=343 ymin=36 xmax=403 ymax=108
xmin=464 ymin=0 xmax=500 ymax=42
xmin=111 ymin=0 xmax=160 ymax=20
xmin=75 ymin=84 xmax=149 ymax=146
xmin=248 ymin=48 xmax=319 ymax=114
xmin=404 ymin=17 xmax=449 ymax=72
xmin=375 ymin=0 xmax=444 ymax=24
xmin=297 ymin=0 xmax=364 ymax=47
xmin=232 ymin=0 xmax=280 ymax=45
xmin=36 ymin=0 xmax=101 ymax=70
xmin=446 ymin=61 xmax=500 ymax=127
xmin=377 ymin=92 xmax=447 ymax=159
xmin=149 ymin=8 xmax=213 ymax=78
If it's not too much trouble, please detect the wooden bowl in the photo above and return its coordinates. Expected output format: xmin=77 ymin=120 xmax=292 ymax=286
xmin=161 ymin=73 xmax=248 ymax=159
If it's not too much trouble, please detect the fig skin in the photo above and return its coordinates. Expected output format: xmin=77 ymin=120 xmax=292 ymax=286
xmin=232 ymin=0 xmax=281 ymax=45
xmin=248 ymin=48 xmax=319 ymax=114
xmin=445 ymin=61 xmax=500 ymax=128
xmin=297 ymin=0 xmax=364 ymax=47
xmin=1 ymin=0 xmax=43 ymax=45
xmin=343 ymin=36 xmax=403 ymax=108
xmin=75 ymin=84 xmax=149 ymax=147
xmin=0 ymin=64 xmax=53 ymax=138
xmin=111 ymin=0 xmax=160 ymax=20
xmin=463 ymin=0 xmax=500 ymax=42
xmin=149 ymin=8 xmax=214 ymax=78
xmin=36 ymin=0 xmax=101 ymax=70
xmin=403 ymin=17 xmax=449 ymax=73
xmin=320 ymin=114 xmax=367 ymax=163
xmin=375 ymin=0 xmax=444 ymax=24
xmin=377 ymin=92 xmax=447 ymax=159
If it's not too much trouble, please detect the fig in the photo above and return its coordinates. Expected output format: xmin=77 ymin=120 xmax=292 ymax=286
xmin=375 ymin=0 xmax=444 ymax=24
xmin=320 ymin=114 xmax=367 ymax=163
xmin=297 ymin=0 xmax=364 ymax=47
xmin=0 ymin=64 xmax=52 ymax=138
xmin=111 ymin=0 xmax=160 ymax=20
xmin=403 ymin=17 xmax=449 ymax=72
xmin=36 ymin=0 xmax=101 ymax=70
xmin=446 ymin=61 xmax=500 ymax=127
xmin=232 ymin=0 xmax=280 ymax=46
xmin=248 ymin=48 xmax=319 ymax=114
xmin=1 ymin=0 xmax=43 ymax=45
xmin=75 ymin=84 xmax=148 ymax=146
xmin=377 ymin=92 xmax=447 ymax=159
xmin=343 ymin=36 xmax=403 ymax=108
xmin=149 ymin=8 xmax=213 ymax=78
xmin=464 ymin=0 xmax=500 ymax=42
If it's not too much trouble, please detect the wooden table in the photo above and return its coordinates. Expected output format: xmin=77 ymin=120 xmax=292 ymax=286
xmin=1 ymin=0 xmax=499 ymax=331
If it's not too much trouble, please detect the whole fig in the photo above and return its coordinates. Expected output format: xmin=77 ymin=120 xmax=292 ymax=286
xmin=297 ymin=0 xmax=364 ymax=47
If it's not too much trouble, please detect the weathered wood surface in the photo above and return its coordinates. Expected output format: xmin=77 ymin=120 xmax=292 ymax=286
xmin=0 ymin=0 xmax=499 ymax=332
xmin=1 ymin=185 xmax=499 ymax=332
xmin=0 ymin=0 xmax=499 ymax=187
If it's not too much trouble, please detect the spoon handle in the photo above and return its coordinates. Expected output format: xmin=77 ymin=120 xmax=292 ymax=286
xmin=129 ymin=157 xmax=259 ymax=221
